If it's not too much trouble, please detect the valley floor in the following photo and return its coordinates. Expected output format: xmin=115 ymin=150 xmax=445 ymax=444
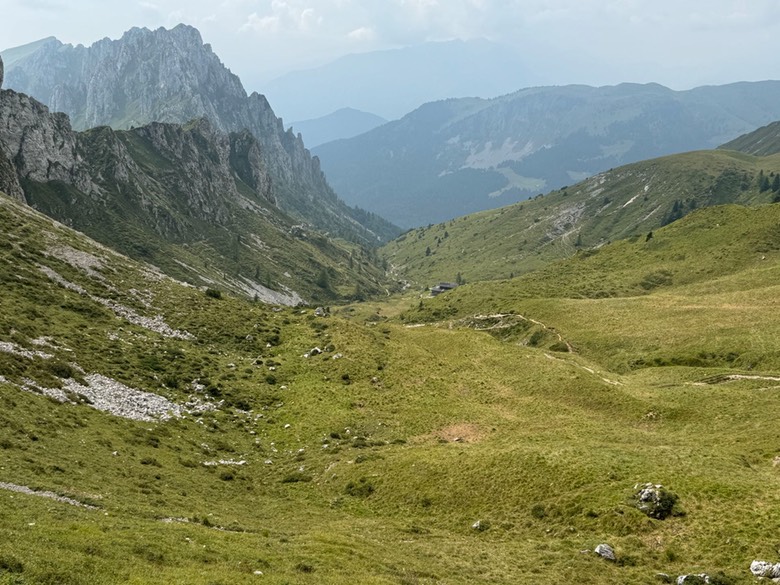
xmin=3 ymin=198 xmax=780 ymax=584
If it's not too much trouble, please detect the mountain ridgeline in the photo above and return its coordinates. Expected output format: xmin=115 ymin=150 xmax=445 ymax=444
xmin=289 ymin=108 xmax=388 ymax=149
xmin=262 ymin=38 xmax=539 ymax=121
xmin=315 ymin=82 xmax=780 ymax=228
xmin=720 ymin=120 xmax=780 ymax=157
xmin=1 ymin=24 xmax=399 ymax=244
xmin=0 ymin=77 xmax=391 ymax=304
xmin=383 ymin=146 xmax=780 ymax=285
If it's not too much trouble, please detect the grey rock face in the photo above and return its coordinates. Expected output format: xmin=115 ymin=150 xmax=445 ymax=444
xmin=0 ymin=90 xmax=97 ymax=202
xmin=0 ymin=88 xmax=304 ymax=301
xmin=0 ymin=82 xmax=276 ymax=226
xmin=0 ymin=54 xmax=4 ymax=89
xmin=3 ymin=25 xmax=396 ymax=243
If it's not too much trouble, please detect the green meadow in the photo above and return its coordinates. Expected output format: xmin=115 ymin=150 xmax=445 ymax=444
xmin=2 ymin=191 xmax=780 ymax=584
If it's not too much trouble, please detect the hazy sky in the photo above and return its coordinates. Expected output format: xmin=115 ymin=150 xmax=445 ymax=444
xmin=3 ymin=0 xmax=780 ymax=92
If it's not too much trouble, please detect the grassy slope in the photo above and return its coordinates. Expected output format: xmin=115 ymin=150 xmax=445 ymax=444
xmin=383 ymin=149 xmax=780 ymax=287
xmin=405 ymin=203 xmax=780 ymax=370
xmin=3 ymin=193 xmax=780 ymax=584
xmin=720 ymin=121 xmax=780 ymax=156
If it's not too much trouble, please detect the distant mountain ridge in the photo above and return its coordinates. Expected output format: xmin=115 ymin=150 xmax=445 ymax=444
xmin=315 ymin=81 xmax=780 ymax=228
xmin=1 ymin=25 xmax=399 ymax=244
xmin=289 ymin=108 xmax=387 ymax=149
xmin=262 ymin=39 xmax=539 ymax=121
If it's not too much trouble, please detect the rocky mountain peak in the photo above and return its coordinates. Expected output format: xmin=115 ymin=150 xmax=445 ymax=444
xmin=3 ymin=25 xmax=399 ymax=243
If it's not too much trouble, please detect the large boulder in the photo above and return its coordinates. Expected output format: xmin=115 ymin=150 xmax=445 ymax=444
xmin=594 ymin=543 xmax=616 ymax=562
xmin=750 ymin=560 xmax=780 ymax=578
xmin=633 ymin=483 xmax=682 ymax=519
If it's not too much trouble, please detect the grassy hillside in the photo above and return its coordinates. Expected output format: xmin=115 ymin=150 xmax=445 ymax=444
xmin=720 ymin=120 xmax=780 ymax=157
xmin=384 ymin=149 xmax=780 ymax=287
xmin=404 ymin=203 xmax=780 ymax=371
xmin=3 ymin=192 xmax=780 ymax=584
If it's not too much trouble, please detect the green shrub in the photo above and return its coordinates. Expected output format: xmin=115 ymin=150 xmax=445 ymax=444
xmin=45 ymin=360 xmax=75 ymax=379
xmin=0 ymin=554 xmax=23 ymax=573
xmin=282 ymin=471 xmax=313 ymax=483
xmin=549 ymin=341 xmax=569 ymax=352
xmin=345 ymin=477 xmax=375 ymax=497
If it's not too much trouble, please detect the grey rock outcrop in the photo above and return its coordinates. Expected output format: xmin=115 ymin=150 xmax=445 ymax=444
xmin=751 ymin=560 xmax=780 ymax=579
xmin=0 ymin=54 xmax=4 ymax=89
xmin=0 ymin=89 xmax=93 ymax=202
xmin=594 ymin=543 xmax=616 ymax=562
xmin=3 ymin=25 xmax=398 ymax=243
xmin=633 ymin=483 xmax=680 ymax=519
xmin=0 ymin=88 xmax=276 ymax=228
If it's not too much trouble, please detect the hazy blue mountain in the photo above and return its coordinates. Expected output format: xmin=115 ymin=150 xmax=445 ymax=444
xmin=262 ymin=39 xmax=539 ymax=121
xmin=0 ymin=37 xmax=56 ymax=69
xmin=1 ymin=26 xmax=399 ymax=244
xmin=314 ymin=81 xmax=780 ymax=228
xmin=288 ymin=108 xmax=387 ymax=148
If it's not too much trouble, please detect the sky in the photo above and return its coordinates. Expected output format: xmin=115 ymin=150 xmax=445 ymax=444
xmin=3 ymin=0 xmax=780 ymax=93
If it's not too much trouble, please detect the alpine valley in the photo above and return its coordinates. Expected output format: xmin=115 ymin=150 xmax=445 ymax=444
xmin=3 ymin=23 xmax=780 ymax=585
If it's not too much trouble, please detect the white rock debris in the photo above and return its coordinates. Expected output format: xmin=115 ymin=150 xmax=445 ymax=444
xmin=97 ymin=298 xmax=193 ymax=340
xmin=751 ymin=560 xmax=780 ymax=579
xmin=0 ymin=481 xmax=98 ymax=509
xmin=20 ymin=378 xmax=69 ymax=402
xmin=37 ymin=264 xmax=87 ymax=294
xmin=202 ymin=460 xmax=247 ymax=466
xmin=0 ymin=341 xmax=53 ymax=360
xmin=37 ymin=264 xmax=193 ymax=340
xmin=63 ymin=375 xmax=184 ymax=422
xmin=45 ymin=245 xmax=112 ymax=285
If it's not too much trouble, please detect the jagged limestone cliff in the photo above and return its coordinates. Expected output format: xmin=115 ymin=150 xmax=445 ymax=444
xmin=3 ymin=25 xmax=398 ymax=243
xmin=0 ymin=85 xmax=390 ymax=303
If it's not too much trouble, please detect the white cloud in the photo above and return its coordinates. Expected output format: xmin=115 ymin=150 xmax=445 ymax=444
xmin=166 ymin=10 xmax=185 ymax=24
xmin=5 ymin=0 xmax=780 ymax=90
xmin=347 ymin=26 xmax=376 ymax=42
xmin=241 ymin=12 xmax=281 ymax=32
xmin=298 ymin=7 xmax=321 ymax=32
xmin=138 ymin=1 xmax=160 ymax=12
